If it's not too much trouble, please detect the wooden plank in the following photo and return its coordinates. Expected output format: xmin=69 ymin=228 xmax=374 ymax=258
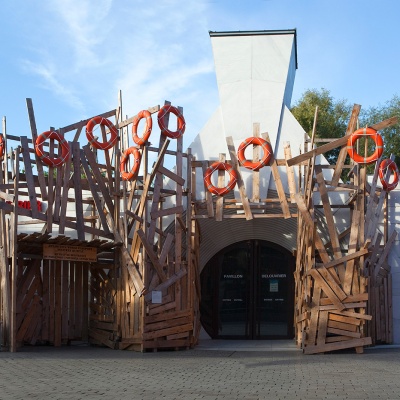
xmin=144 ymin=309 xmax=191 ymax=325
xmin=370 ymin=116 xmax=398 ymax=131
xmin=142 ymin=323 xmax=193 ymax=340
xmin=317 ymin=266 xmax=347 ymax=300
xmin=252 ymin=123 xmax=260 ymax=203
xmin=309 ymin=269 xmax=345 ymax=311
xmin=157 ymin=165 xmax=185 ymax=186
xmin=59 ymin=109 xmax=116 ymax=134
xmin=150 ymin=205 xmax=184 ymax=220
xmin=315 ymin=165 xmax=342 ymax=261
xmin=288 ymin=135 xmax=349 ymax=167
xmin=327 ymin=319 xmax=358 ymax=332
xmin=317 ymin=249 xmax=369 ymax=270
xmin=144 ymin=269 xmax=187 ymax=302
xmin=226 ymin=136 xmax=253 ymax=220
xmin=319 ymin=302 xmax=367 ymax=311
xmin=307 ymin=286 xmax=321 ymax=346
xmin=137 ymin=229 xmax=167 ymax=282
xmin=216 ymin=153 xmax=225 ymax=221
xmin=20 ymin=137 xmax=39 ymax=218
xmin=83 ymin=144 xmax=115 ymax=216
xmin=304 ymin=337 xmax=372 ymax=354
xmin=289 ymin=117 xmax=398 ymax=168
xmin=327 ymin=327 xmax=360 ymax=338
xmin=80 ymin=149 xmax=111 ymax=236
xmin=202 ymin=161 xmax=214 ymax=218
xmin=16 ymin=295 xmax=40 ymax=342
xmin=10 ymin=148 xmax=19 ymax=352
xmin=144 ymin=316 xmax=190 ymax=333
xmin=74 ymin=262 xmax=83 ymax=338
xmin=329 ymin=313 xmax=361 ymax=326
xmin=331 ymin=104 xmax=361 ymax=186
xmin=294 ymin=193 xmax=330 ymax=264
xmin=263 ymin=132 xmax=291 ymax=218
xmin=72 ymin=142 xmax=85 ymax=240
xmin=88 ymin=328 xmax=115 ymax=349
xmin=26 ymin=98 xmax=47 ymax=200
xmin=54 ymin=260 xmax=62 ymax=346
xmin=316 ymin=310 xmax=328 ymax=346
xmin=61 ymin=262 xmax=69 ymax=340
xmin=58 ymin=146 xmax=73 ymax=235
xmin=82 ymin=264 xmax=89 ymax=341
xmin=328 ymin=309 xmax=372 ymax=321
xmin=283 ymin=142 xmax=296 ymax=203
xmin=159 ymin=233 xmax=174 ymax=267
xmin=373 ymin=230 xmax=397 ymax=279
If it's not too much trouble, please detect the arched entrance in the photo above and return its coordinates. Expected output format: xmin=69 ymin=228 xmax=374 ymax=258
xmin=200 ymin=240 xmax=295 ymax=339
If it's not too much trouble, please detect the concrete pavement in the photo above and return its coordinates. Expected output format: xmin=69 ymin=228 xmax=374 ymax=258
xmin=0 ymin=343 xmax=399 ymax=399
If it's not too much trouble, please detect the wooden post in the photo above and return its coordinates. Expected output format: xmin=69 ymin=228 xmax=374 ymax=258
xmin=10 ymin=148 xmax=19 ymax=352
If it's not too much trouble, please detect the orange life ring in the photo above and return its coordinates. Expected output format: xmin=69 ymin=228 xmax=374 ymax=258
xmin=35 ymin=131 xmax=70 ymax=167
xmin=347 ymin=127 xmax=383 ymax=164
xmin=132 ymin=110 xmax=152 ymax=146
xmin=237 ymin=137 xmax=273 ymax=171
xmin=204 ymin=161 xmax=238 ymax=196
xmin=378 ymin=159 xmax=399 ymax=191
xmin=0 ymin=134 xmax=4 ymax=158
xmin=86 ymin=116 xmax=118 ymax=150
xmin=157 ymin=105 xmax=185 ymax=139
xmin=120 ymin=147 xmax=141 ymax=181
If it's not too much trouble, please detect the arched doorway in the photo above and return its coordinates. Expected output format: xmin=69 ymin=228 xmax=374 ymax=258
xmin=200 ymin=240 xmax=295 ymax=339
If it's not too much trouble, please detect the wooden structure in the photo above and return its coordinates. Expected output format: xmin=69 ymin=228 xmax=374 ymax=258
xmin=0 ymin=97 xmax=397 ymax=355
xmin=0 ymin=98 xmax=200 ymax=352
xmin=288 ymin=106 xmax=397 ymax=354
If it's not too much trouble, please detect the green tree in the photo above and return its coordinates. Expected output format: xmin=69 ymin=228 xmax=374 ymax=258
xmin=291 ymin=89 xmax=400 ymax=171
xmin=291 ymin=88 xmax=352 ymax=164
xmin=359 ymin=95 xmax=400 ymax=166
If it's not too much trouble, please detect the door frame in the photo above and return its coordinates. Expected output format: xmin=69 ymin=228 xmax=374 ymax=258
xmin=200 ymin=240 xmax=295 ymax=340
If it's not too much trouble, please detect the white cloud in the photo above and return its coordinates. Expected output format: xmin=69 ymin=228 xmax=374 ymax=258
xmin=46 ymin=0 xmax=114 ymax=68
xmin=21 ymin=60 xmax=85 ymax=111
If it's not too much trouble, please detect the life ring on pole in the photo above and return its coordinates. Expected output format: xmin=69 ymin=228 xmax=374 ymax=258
xmin=157 ymin=105 xmax=186 ymax=139
xmin=237 ymin=137 xmax=273 ymax=171
xmin=120 ymin=147 xmax=141 ymax=181
xmin=378 ymin=158 xmax=399 ymax=191
xmin=0 ymin=134 xmax=4 ymax=158
xmin=204 ymin=161 xmax=238 ymax=196
xmin=347 ymin=127 xmax=384 ymax=164
xmin=35 ymin=130 xmax=70 ymax=167
xmin=86 ymin=116 xmax=118 ymax=150
xmin=132 ymin=110 xmax=152 ymax=146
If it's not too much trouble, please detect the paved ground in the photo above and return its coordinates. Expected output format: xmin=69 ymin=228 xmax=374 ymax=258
xmin=1 ymin=343 xmax=400 ymax=400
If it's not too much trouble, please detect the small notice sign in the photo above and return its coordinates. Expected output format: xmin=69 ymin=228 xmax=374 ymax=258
xmin=43 ymin=244 xmax=97 ymax=262
xmin=152 ymin=291 xmax=162 ymax=304
xmin=270 ymin=279 xmax=279 ymax=293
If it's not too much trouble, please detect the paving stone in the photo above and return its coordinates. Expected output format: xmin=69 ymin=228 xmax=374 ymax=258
xmin=0 ymin=346 xmax=400 ymax=399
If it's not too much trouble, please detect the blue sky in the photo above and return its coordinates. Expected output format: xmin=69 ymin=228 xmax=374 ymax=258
xmin=1 ymin=0 xmax=399 ymax=151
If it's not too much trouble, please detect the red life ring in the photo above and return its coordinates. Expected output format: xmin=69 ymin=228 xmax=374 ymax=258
xmin=378 ymin=159 xmax=399 ymax=191
xmin=157 ymin=105 xmax=185 ymax=139
xmin=132 ymin=110 xmax=152 ymax=146
xmin=35 ymin=131 xmax=70 ymax=167
xmin=86 ymin=116 xmax=118 ymax=150
xmin=237 ymin=137 xmax=273 ymax=171
xmin=120 ymin=147 xmax=141 ymax=181
xmin=204 ymin=161 xmax=238 ymax=196
xmin=347 ymin=128 xmax=383 ymax=164
xmin=0 ymin=134 xmax=4 ymax=158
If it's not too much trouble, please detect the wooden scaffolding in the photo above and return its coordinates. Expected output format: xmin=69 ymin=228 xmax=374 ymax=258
xmin=0 ymin=97 xmax=397 ymax=355
xmin=0 ymin=98 xmax=200 ymax=352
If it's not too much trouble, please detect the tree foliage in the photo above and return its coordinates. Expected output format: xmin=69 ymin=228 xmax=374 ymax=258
xmin=291 ymin=88 xmax=400 ymax=169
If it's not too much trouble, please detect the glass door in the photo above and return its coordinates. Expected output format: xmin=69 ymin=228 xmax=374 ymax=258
xmin=200 ymin=240 xmax=294 ymax=339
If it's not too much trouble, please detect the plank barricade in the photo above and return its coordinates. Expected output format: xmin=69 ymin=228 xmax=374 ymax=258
xmin=0 ymin=96 xmax=397 ymax=356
